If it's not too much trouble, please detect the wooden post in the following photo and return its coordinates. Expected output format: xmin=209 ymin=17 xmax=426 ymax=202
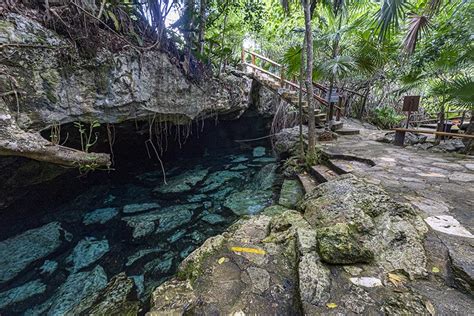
xmin=394 ymin=130 xmax=406 ymax=146
xmin=251 ymin=54 xmax=256 ymax=74
xmin=241 ymin=48 xmax=245 ymax=64
xmin=336 ymin=96 xmax=342 ymax=121
xmin=280 ymin=67 xmax=285 ymax=88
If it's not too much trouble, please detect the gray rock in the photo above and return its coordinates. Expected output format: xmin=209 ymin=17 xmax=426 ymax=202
xmin=123 ymin=203 xmax=160 ymax=214
xmin=253 ymin=146 xmax=266 ymax=157
xmin=273 ymin=126 xmax=308 ymax=156
xmin=254 ymin=163 xmax=277 ymax=190
xmin=83 ymin=207 xmax=118 ymax=225
xmin=0 ymin=222 xmax=64 ymax=283
xmin=67 ymin=238 xmax=109 ymax=273
xmin=278 ymin=179 xmax=304 ymax=209
xmin=0 ymin=279 xmax=46 ymax=309
xmin=378 ymin=132 xmax=427 ymax=146
xmin=202 ymin=213 xmax=226 ymax=224
xmin=246 ymin=267 xmax=270 ymax=294
xmin=29 ymin=266 xmax=108 ymax=316
xmin=154 ymin=168 xmax=209 ymax=194
xmin=433 ymin=139 xmax=466 ymax=152
xmin=40 ymin=260 xmax=58 ymax=275
xmin=299 ymin=252 xmax=330 ymax=308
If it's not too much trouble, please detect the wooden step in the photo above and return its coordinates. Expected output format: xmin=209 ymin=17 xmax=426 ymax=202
xmin=309 ymin=164 xmax=339 ymax=183
xmin=330 ymin=121 xmax=344 ymax=131
xmin=335 ymin=129 xmax=360 ymax=135
xmin=297 ymin=173 xmax=318 ymax=194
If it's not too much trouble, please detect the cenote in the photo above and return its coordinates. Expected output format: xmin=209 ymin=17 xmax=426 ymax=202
xmin=0 ymin=113 xmax=282 ymax=315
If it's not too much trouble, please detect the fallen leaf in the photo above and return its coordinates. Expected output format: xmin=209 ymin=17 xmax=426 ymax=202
xmin=326 ymin=303 xmax=337 ymax=309
xmin=431 ymin=267 xmax=440 ymax=273
xmin=217 ymin=257 xmax=226 ymax=265
xmin=387 ymin=272 xmax=407 ymax=287
xmin=425 ymin=300 xmax=436 ymax=315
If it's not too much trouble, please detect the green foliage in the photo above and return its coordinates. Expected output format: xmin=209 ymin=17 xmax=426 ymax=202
xmin=74 ymin=120 xmax=101 ymax=153
xmin=369 ymin=106 xmax=405 ymax=129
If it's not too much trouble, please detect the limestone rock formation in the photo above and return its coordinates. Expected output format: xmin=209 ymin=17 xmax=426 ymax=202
xmin=0 ymin=13 xmax=251 ymax=168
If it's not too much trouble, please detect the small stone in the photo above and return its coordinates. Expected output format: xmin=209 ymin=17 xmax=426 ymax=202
xmin=424 ymin=215 xmax=473 ymax=238
xmin=67 ymin=238 xmax=109 ymax=273
xmin=448 ymin=172 xmax=474 ymax=182
xmin=465 ymin=163 xmax=474 ymax=171
xmin=123 ymin=203 xmax=160 ymax=214
xmin=40 ymin=260 xmax=58 ymax=275
xmin=343 ymin=266 xmax=363 ymax=276
xmin=83 ymin=207 xmax=118 ymax=225
xmin=349 ymin=277 xmax=383 ymax=288
xmin=253 ymin=146 xmax=266 ymax=157
xmin=0 ymin=280 xmax=46 ymax=309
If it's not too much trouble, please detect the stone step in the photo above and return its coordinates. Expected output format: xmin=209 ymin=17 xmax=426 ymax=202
xmin=297 ymin=173 xmax=318 ymax=194
xmin=309 ymin=164 xmax=339 ymax=183
xmin=330 ymin=121 xmax=344 ymax=131
xmin=335 ymin=129 xmax=360 ymax=136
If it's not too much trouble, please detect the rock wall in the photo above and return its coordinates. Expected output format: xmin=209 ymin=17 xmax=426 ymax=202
xmin=0 ymin=13 xmax=251 ymax=167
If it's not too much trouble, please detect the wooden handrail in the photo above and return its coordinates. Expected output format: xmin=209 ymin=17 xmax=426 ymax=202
xmin=243 ymin=49 xmax=282 ymax=68
xmin=243 ymin=62 xmax=282 ymax=81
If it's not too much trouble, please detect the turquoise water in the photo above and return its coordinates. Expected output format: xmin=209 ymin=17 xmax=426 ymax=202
xmin=0 ymin=143 xmax=280 ymax=315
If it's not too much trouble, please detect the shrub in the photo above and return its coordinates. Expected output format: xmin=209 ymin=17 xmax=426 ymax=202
xmin=369 ymin=106 xmax=405 ymax=129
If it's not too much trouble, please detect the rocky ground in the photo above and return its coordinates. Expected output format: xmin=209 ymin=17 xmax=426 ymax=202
xmin=148 ymin=119 xmax=474 ymax=315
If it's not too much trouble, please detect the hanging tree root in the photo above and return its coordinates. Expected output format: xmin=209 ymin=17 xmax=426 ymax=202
xmin=0 ymin=125 xmax=111 ymax=169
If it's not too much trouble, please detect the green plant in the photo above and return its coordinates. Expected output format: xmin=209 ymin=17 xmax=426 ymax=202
xmin=74 ymin=120 xmax=101 ymax=153
xmin=369 ymin=106 xmax=405 ymax=129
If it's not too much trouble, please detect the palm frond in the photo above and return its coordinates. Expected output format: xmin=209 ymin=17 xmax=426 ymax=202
xmin=403 ymin=14 xmax=430 ymax=54
xmin=374 ymin=0 xmax=409 ymax=41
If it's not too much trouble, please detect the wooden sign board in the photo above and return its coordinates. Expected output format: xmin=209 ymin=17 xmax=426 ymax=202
xmin=329 ymin=89 xmax=339 ymax=103
xmin=402 ymin=96 xmax=420 ymax=112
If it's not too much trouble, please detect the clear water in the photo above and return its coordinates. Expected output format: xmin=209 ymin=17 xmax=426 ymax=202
xmin=0 ymin=144 xmax=280 ymax=315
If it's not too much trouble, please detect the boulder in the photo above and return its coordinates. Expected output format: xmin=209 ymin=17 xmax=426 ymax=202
xmin=317 ymin=223 xmax=374 ymax=264
xmin=378 ymin=132 xmax=427 ymax=146
xmin=199 ymin=170 xmax=245 ymax=193
xmin=0 ymin=222 xmax=64 ymax=283
xmin=154 ymin=168 xmax=209 ymax=195
xmin=252 ymin=146 xmax=266 ymax=157
xmin=278 ymin=179 xmax=304 ymax=209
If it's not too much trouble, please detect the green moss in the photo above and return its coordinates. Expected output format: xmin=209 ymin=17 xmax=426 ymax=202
xmin=40 ymin=70 xmax=60 ymax=104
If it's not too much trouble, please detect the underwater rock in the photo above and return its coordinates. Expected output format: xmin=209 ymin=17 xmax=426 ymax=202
xmin=209 ymin=187 xmax=235 ymax=200
xmin=317 ymin=223 xmax=374 ymax=264
xmin=180 ymin=245 xmax=196 ymax=259
xmin=40 ymin=260 xmax=58 ymax=275
xmin=254 ymin=163 xmax=277 ymax=190
xmin=0 ymin=279 xmax=46 ymax=309
xmin=77 ymin=273 xmax=140 ymax=315
xmin=83 ymin=207 xmax=118 ymax=225
xmin=123 ymin=204 xmax=197 ymax=239
xmin=67 ymin=238 xmax=109 ymax=273
xmin=253 ymin=146 xmax=266 ymax=157
xmin=123 ymin=203 xmax=160 ymax=214
xmin=230 ymin=163 xmax=248 ymax=171
xmin=187 ymin=194 xmax=208 ymax=202
xmin=199 ymin=170 xmax=245 ymax=193
xmin=0 ymin=222 xmax=64 ymax=283
xmin=223 ymin=189 xmax=271 ymax=215
xmin=201 ymin=213 xmax=226 ymax=224
xmin=131 ymin=275 xmax=145 ymax=298
xmin=168 ymin=229 xmax=187 ymax=243
xmin=154 ymin=168 xmax=209 ymax=195
xmin=253 ymin=157 xmax=277 ymax=163
xmin=230 ymin=155 xmax=249 ymax=163
xmin=126 ymin=247 xmax=165 ymax=267
xmin=144 ymin=255 xmax=174 ymax=275
xmin=278 ymin=179 xmax=304 ymax=209
xmin=28 ymin=265 xmax=108 ymax=316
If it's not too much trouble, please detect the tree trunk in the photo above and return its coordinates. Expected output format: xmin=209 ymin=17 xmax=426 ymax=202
xmin=303 ymin=0 xmax=316 ymax=161
xmin=298 ymin=40 xmax=306 ymax=161
xmin=464 ymin=109 xmax=474 ymax=153
xmin=198 ymin=0 xmax=206 ymax=55
xmin=183 ymin=0 xmax=195 ymax=74
xmin=217 ymin=9 xmax=228 ymax=77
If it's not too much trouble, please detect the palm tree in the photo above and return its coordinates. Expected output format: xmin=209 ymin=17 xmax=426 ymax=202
xmin=281 ymin=0 xmax=319 ymax=162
